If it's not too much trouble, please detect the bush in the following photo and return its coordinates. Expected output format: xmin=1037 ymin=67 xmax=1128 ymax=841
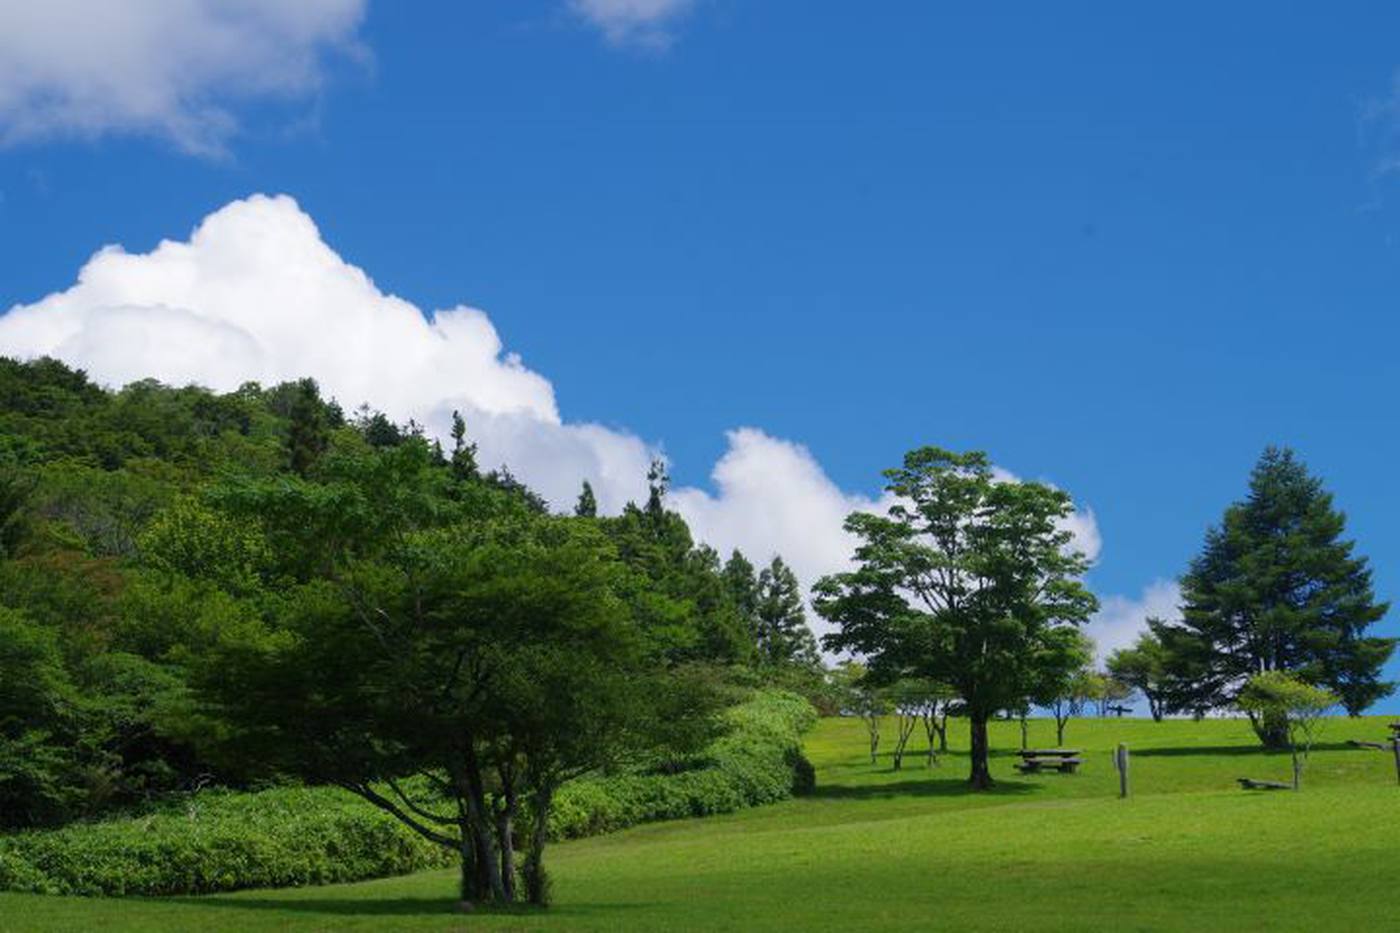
xmin=0 ymin=689 xmax=816 ymax=897
xmin=0 ymin=785 xmax=453 ymax=897
xmin=548 ymin=689 xmax=816 ymax=839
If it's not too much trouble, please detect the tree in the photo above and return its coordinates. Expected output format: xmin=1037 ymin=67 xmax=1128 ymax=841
xmin=449 ymin=410 xmax=479 ymax=482
xmin=831 ymin=662 xmax=888 ymax=765
xmin=1099 ymin=672 xmax=1133 ymax=716
xmin=917 ymin=683 xmax=956 ymax=763
xmin=754 ymin=557 xmax=820 ymax=670
xmin=284 ymin=378 xmax=329 ymax=477
xmin=817 ymin=448 xmax=1098 ymax=789
xmin=1157 ymin=447 xmax=1394 ymax=744
xmin=1106 ymin=631 xmax=1170 ymax=721
xmin=722 ymin=550 xmax=759 ymax=637
xmin=0 ymin=608 xmax=79 ymax=827
xmin=1236 ymin=671 xmax=1335 ymax=790
xmin=887 ymin=679 xmax=953 ymax=768
xmin=1031 ymin=632 xmax=1096 ymax=746
xmin=574 ymin=480 xmax=597 ymax=518
xmin=190 ymin=441 xmax=715 ymax=907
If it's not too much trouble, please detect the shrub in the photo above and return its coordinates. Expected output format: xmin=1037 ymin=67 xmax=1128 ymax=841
xmin=0 ymin=689 xmax=816 ymax=897
xmin=0 ymin=785 xmax=454 ymax=897
xmin=548 ymin=689 xmax=816 ymax=839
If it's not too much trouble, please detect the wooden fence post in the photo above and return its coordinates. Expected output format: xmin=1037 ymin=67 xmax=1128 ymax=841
xmin=1115 ymin=743 xmax=1129 ymax=798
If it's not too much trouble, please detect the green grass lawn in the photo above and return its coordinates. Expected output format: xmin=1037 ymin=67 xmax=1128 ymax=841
xmin=5 ymin=714 xmax=1399 ymax=932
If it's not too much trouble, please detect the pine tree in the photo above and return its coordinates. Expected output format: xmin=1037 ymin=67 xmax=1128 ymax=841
xmin=1157 ymin=447 xmax=1394 ymax=741
xmin=755 ymin=556 xmax=819 ymax=669
xmin=722 ymin=549 xmax=759 ymax=634
xmin=574 ymin=480 xmax=598 ymax=518
xmin=449 ymin=410 xmax=479 ymax=481
xmin=285 ymin=378 xmax=329 ymax=477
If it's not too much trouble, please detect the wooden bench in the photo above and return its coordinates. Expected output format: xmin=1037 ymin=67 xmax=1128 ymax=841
xmin=1016 ymin=749 xmax=1082 ymax=774
xmin=1238 ymin=778 xmax=1291 ymax=791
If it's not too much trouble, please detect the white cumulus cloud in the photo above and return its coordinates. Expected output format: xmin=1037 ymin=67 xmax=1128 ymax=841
xmin=0 ymin=192 xmax=1111 ymax=645
xmin=0 ymin=0 xmax=367 ymax=154
xmin=1085 ymin=579 xmax=1181 ymax=663
xmin=569 ymin=0 xmax=696 ymax=49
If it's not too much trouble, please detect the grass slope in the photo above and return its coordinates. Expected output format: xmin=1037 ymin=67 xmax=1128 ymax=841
xmin=5 ymin=714 xmax=1398 ymax=932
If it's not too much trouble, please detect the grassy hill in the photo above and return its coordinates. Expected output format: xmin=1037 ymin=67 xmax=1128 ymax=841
xmin=5 ymin=713 xmax=1398 ymax=931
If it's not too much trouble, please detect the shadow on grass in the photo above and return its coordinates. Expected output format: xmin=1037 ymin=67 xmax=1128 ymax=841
xmin=1133 ymin=742 xmax=1356 ymax=758
xmin=813 ymin=776 xmax=1041 ymax=800
xmin=164 ymin=895 xmax=649 ymax=920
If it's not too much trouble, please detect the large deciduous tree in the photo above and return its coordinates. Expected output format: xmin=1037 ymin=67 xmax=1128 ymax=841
xmin=816 ymin=448 xmax=1098 ymax=789
xmin=189 ymin=440 xmax=716 ymax=907
xmin=1154 ymin=447 xmax=1393 ymax=744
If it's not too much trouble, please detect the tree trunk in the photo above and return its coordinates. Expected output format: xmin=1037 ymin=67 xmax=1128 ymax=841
xmin=937 ymin=713 xmax=948 ymax=753
xmin=1055 ymin=716 xmax=1066 ymax=747
xmin=458 ymin=837 xmax=477 ymax=905
xmin=496 ymin=803 xmax=516 ymax=902
xmin=1291 ymin=749 xmax=1301 ymax=791
xmin=1148 ymin=695 xmax=1163 ymax=723
xmin=462 ymin=755 xmax=507 ymax=904
xmin=1019 ymin=713 xmax=1028 ymax=750
xmin=1248 ymin=709 xmax=1289 ymax=749
xmin=968 ymin=713 xmax=993 ymax=789
xmin=523 ymin=784 xmax=553 ymax=906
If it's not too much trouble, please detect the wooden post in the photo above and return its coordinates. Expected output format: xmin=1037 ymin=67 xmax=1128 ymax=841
xmin=1115 ymin=743 xmax=1129 ymax=798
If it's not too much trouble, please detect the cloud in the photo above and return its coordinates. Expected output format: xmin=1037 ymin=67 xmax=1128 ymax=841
xmin=0 ymin=0 xmax=367 ymax=155
xmin=0 ymin=192 xmax=1107 ymax=645
xmin=1084 ymin=579 xmax=1181 ymax=663
xmin=568 ymin=0 xmax=696 ymax=50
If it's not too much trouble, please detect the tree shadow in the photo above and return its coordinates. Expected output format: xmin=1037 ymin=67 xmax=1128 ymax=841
xmin=813 ymin=776 xmax=1040 ymax=800
xmin=163 ymin=895 xmax=649 ymax=919
xmin=1132 ymin=742 xmax=1355 ymax=758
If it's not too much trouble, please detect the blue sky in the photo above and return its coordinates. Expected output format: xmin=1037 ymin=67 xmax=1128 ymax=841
xmin=2 ymin=2 xmax=1399 ymax=698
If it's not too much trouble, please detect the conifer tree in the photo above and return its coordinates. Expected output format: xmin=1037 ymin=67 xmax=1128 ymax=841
xmin=1156 ymin=447 xmax=1394 ymax=742
xmin=285 ymin=378 xmax=329 ymax=477
xmin=449 ymin=409 xmax=479 ymax=481
xmin=755 ymin=556 xmax=819 ymax=669
xmin=574 ymin=480 xmax=598 ymax=517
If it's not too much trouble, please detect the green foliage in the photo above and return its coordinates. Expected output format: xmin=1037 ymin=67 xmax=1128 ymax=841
xmin=0 ymin=690 xmax=812 ymax=898
xmin=574 ymin=480 xmax=597 ymax=518
xmin=1236 ymin=671 xmax=1336 ymax=789
xmin=0 ymin=608 xmax=81 ymax=827
xmin=1156 ymin=447 xmax=1394 ymax=734
xmin=547 ymin=690 xmax=816 ymax=839
xmin=1106 ymin=630 xmax=1170 ymax=721
xmin=0 ymin=786 xmax=455 ymax=897
xmin=754 ymin=556 xmax=820 ymax=670
xmin=817 ymin=447 xmax=1098 ymax=788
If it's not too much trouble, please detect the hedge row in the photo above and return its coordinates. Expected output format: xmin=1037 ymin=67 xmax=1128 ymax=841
xmin=549 ymin=688 xmax=816 ymax=839
xmin=0 ymin=689 xmax=816 ymax=897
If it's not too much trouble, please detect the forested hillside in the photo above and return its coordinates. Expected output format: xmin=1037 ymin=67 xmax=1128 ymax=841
xmin=0 ymin=356 xmax=824 ymax=840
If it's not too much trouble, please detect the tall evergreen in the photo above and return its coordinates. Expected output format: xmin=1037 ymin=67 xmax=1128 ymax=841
xmin=722 ymin=549 xmax=759 ymax=639
xmin=574 ymin=480 xmax=598 ymax=518
xmin=285 ymin=378 xmax=329 ymax=477
xmin=755 ymin=556 xmax=819 ymax=669
xmin=1155 ymin=447 xmax=1393 ymax=740
xmin=449 ymin=409 xmax=479 ymax=481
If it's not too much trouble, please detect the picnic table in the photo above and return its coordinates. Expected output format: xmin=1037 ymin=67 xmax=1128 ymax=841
xmin=1016 ymin=749 xmax=1082 ymax=774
